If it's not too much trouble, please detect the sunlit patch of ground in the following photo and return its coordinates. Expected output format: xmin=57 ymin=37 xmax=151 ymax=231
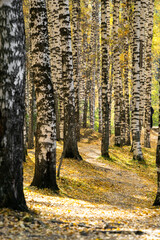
xmin=20 ymin=129 xmax=160 ymax=239
xmin=1 ymin=129 xmax=160 ymax=239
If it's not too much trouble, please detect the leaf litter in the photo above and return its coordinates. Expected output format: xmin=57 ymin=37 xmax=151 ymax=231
xmin=0 ymin=129 xmax=160 ymax=239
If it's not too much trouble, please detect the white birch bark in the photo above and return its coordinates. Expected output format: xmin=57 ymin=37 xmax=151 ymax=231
xmin=153 ymin=60 xmax=160 ymax=206
xmin=47 ymin=0 xmax=62 ymax=141
xmin=58 ymin=0 xmax=82 ymax=162
xmin=30 ymin=0 xmax=58 ymax=190
xmin=101 ymin=0 xmax=110 ymax=157
xmin=113 ymin=0 xmax=121 ymax=146
xmin=0 ymin=0 xmax=27 ymax=210
xmin=144 ymin=0 xmax=154 ymax=148
xmin=132 ymin=0 xmax=143 ymax=160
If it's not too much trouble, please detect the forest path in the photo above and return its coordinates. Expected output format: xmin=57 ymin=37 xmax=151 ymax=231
xmin=78 ymin=141 xmax=155 ymax=209
xmin=10 ymin=129 xmax=158 ymax=239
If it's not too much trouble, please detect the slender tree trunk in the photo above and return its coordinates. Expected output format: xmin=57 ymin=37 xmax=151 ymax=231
xmin=30 ymin=0 xmax=58 ymax=190
xmin=81 ymin=2 xmax=92 ymax=129
xmin=113 ymin=0 xmax=121 ymax=146
xmin=127 ymin=0 xmax=133 ymax=148
xmin=28 ymin=79 xmax=34 ymax=149
xmin=139 ymin=0 xmax=147 ymax=132
xmin=94 ymin=0 xmax=102 ymax=133
xmin=72 ymin=0 xmax=81 ymax=139
xmin=144 ymin=0 xmax=154 ymax=148
xmin=97 ymin=78 xmax=102 ymax=133
xmin=23 ymin=0 xmax=30 ymax=151
xmin=101 ymin=0 xmax=110 ymax=158
xmin=83 ymin=55 xmax=91 ymax=128
xmin=0 ymin=0 xmax=27 ymax=210
xmin=83 ymin=94 xmax=88 ymax=128
xmin=132 ymin=0 xmax=143 ymax=160
xmin=153 ymin=61 xmax=160 ymax=206
xmin=122 ymin=0 xmax=131 ymax=146
xmin=120 ymin=85 xmax=126 ymax=146
xmin=89 ymin=78 xmax=95 ymax=130
xmin=89 ymin=0 xmax=97 ymax=130
xmin=59 ymin=0 xmax=82 ymax=161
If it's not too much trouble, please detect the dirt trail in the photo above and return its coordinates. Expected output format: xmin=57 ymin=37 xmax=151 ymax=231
xmin=78 ymin=142 xmax=156 ymax=209
xmin=20 ymin=130 xmax=160 ymax=239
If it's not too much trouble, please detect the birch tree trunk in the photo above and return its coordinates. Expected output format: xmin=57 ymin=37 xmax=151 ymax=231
xmin=27 ymin=78 xmax=34 ymax=149
xmin=122 ymin=0 xmax=131 ymax=146
xmin=59 ymin=0 xmax=82 ymax=161
xmin=153 ymin=61 xmax=160 ymax=206
xmin=95 ymin=0 xmax=102 ymax=133
xmin=144 ymin=0 xmax=154 ymax=148
xmin=30 ymin=0 xmax=58 ymax=190
xmin=139 ymin=0 xmax=147 ymax=131
xmin=72 ymin=0 xmax=81 ymax=139
xmin=101 ymin=0 xmax=110 ymax=158
xmin=132 ymin=0 xmax=143 ymax=160
xmin=0 ymin=0 xmax=27 ymax=210
xmin=113 ymin=0 xmax=121 ymax=146
xmin=127 ymin=0 xmax=134 ymax=150
xmin=89 ymin=0 xmax=97 ymax=130
xmin=47 ymin=0 xmax=61 ymax=141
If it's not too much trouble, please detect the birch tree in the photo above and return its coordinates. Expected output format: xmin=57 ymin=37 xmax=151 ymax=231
xmin=153 ymin=61 xmax=160 ymax=206
xmin=101 ymin=0 xmax=110 ymax=158
xmin=132 ymin=0 xmax=143 ymax=160
xmin=30 ymin=0 xmax=58 ymax=190
xmin=58 ymin=0 xmax=82 ymax=161
xmin=72 ymin=0 xmax=81 ymax=138
xmin=47 ymin=0 xmax=61 ymax=141
xmin=112 ymin=0 xmax=121 ymax=146
xmin=0 ymin=0 xmax=27 ymax=210
xmin=122 ymin=0 xmax=131 ymax=146
xmin=144 ymin=0 xmax=154 ymax=148
xmin=27 ymin=77 xmax=34 ymax=149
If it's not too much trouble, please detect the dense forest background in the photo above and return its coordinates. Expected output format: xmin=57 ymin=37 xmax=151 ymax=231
xmin=23 ymin=0 xmax=160 ymax=131
xmin=1 ymin=0 xmax=160 ymax=239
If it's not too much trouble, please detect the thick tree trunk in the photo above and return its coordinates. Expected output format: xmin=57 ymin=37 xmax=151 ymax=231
xmin=47 ymin=0 xmax=61 ymax=141
xmin=30 ymin=0 xmax=58 ymax=190
xmin=59 ymin=0 xmax=82 ymax=161
xmin=0 ymin=0 xmax=27 ymax=210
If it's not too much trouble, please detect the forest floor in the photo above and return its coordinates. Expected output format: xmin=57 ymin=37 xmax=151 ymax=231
xmin=1 ymin=129 xmax=160 ymax=239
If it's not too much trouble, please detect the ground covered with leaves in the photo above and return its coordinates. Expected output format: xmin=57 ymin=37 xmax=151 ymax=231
xmin=1 ymin=129 xmax=160 ymax=239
